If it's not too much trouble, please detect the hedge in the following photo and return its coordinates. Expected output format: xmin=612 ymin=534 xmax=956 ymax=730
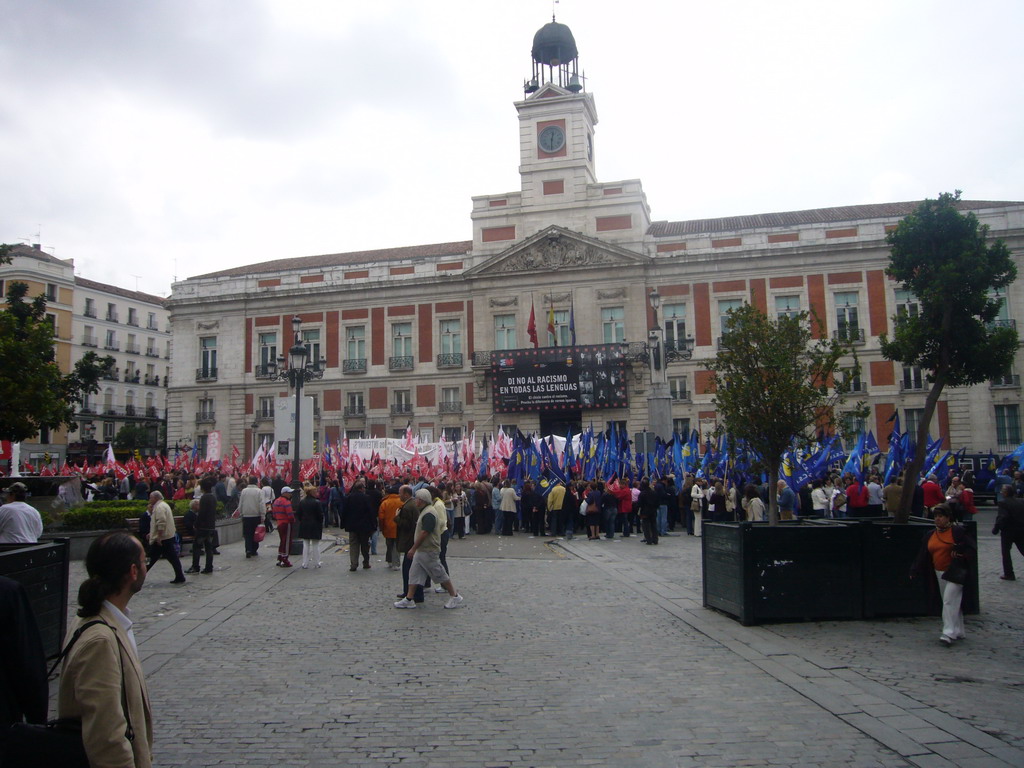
xmin=52 ymin=499 xmax=229 ymax=531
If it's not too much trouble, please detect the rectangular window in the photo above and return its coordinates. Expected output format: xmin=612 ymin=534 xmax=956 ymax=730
xmin=894 ymin=289 xmax=919 ymax=322
xmin=259 ymin=396 xmax=274 ymax=418
xmin=127 ymin=308 xmax=138 ymax=326
xmin=195 ymin=434 xmax=208 ymax=457
xmin=45 ymin=313 xmax=57 ymax=331
xmin=668 ymin=376 xmax=689 ymax=400
xmin=106 ymin=303 xmax=118 ymax=322
xmin=440 ymin=319 xmax=462 ymax=355
xmin=663 ymin=303 xmax=687 ymax=346
xmin=392 ymin=429 xmax=406 ymax=440
xmin=347 ymin=391 xmax=364 ymax=409
xmin=494 ymin=314 xmax=517 ymax=350
xmin=394 ymin=389 xmax=411 ymax=408
xmin=995 ymin=404 xmax=1021 ymax=449
xmin=103 ymin=421 xmax=115 ymax=441
xmin=345 ymin=429 xmax=365 ymax=440
xmin=126 ymin=333 xmax=137 ymax=354
xmin=552 ymin=310 xmax=571 ymax=346
xmin=147 ymin=312 xmax=157 ymax=330
xmin=301 ymin=328 xmax=320 ymax=364
xmin=904 ymin=407 xmax=926 ymax=439
xmin=84 ymin=297 xmax=96 ymax=317
xmin=840 ymin=412 xmax=867 ymax=443
xmin=441 ymin=386 xmax=460 ymax=404
xmin=200 ymin=336 xmax=217 ymax=374
xmin=104 ymin=329 xmax=117 ymax=350
xmin=392 ymin=323 xmax=412 ymax=357
xmin=602 ymin=306 xmax=625 ymax=344
xmin=775 ymin=295 xmax=801 ymax=320
xmin=198 ymin=398 xmax=215 ymax=418
xmin=901 ymin=365 xmax=924 ymax=391
xmin=45 ymin=283 xmax=57 ymax=301
xmin=673 ymin=417 xmax=691 ymax=437
xmin=146 ymin=337 xmax=157 ymax=356
xmin=834 ymin=291 xmax=860 ymax=341
xmin=259 ymin=332 xmax=277 ymax=369
xmin=718 ymin=299 xmax=744 ymax=333
xmin=346 ymin=326 xmax=365 ymax=360
xmin=442 ymin=427 xmax=462 ymax=441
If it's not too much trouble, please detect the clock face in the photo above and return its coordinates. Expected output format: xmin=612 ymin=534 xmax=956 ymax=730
xmin=538 ymin=125 xmax=565 ymax=153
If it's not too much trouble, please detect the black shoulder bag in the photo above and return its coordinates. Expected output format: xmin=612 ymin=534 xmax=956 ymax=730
xmin=4 ymin=619 xmax=134 ymax=768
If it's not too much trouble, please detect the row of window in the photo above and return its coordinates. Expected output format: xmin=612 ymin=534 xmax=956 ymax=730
xmin=82 ymin=298 xmax=163 ymax=330
xmin=83 ymin=326 xmax=170 ymax=357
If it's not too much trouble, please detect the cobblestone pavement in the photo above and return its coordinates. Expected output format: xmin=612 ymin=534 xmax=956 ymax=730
xmin=51 ymin=512 xmax=1023 ymax=768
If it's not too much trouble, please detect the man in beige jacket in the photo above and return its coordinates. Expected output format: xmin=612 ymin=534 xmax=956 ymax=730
xmin=59 ymin=531 xmax=154 ymax=767
xmin=146 ymin=491 xmax=186 ymax=584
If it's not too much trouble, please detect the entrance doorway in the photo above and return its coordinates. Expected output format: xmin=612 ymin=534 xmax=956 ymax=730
xmin=539 ymin=410 xmax=581 ymax=438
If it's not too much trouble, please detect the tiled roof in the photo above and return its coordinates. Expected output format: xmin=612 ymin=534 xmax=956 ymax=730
xmin=647 ymin=200 xmax=1024 ymax=237
xmin=6 ymin=243 xmax=70 ymax=266
xmin=74 ymin=276 xmax=167 ymax=306
xmin=191 ymin=240 xmax=474 ymax=280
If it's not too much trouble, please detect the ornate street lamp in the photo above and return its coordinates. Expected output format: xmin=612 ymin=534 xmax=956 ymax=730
xmin=269 ymin=315 xmax=325 ymax=484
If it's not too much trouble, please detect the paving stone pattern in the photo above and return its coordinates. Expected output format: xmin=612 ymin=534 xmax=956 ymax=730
xmin=52 ymin=512 xmax=1022 ymax=768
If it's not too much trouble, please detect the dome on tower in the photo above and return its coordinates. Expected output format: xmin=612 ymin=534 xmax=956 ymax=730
xmin=531 ymin=21 xmax=578 ymax=67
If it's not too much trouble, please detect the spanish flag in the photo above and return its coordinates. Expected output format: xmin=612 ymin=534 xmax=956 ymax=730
xmin=547 ymin=306 xmax=556 ymax=345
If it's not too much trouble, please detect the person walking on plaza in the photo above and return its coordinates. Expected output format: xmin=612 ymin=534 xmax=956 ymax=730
xmin=910 ymin=504 xmax=976 ymax=646
xmin=378 ymin=485 xmax=403 ymax=569
xmin=994 ymin=485 xmax=1024 ymax=580
xmin=395 ymin=489 xmax=464 ymax=609
xmin=0 ymin=482 xmax=43 ymax=544
xmin=186 ymin=477 xmax=217 ymax=574
xmin=58 ymin=531 xmax=154 ymax=767
xmin=146 ymin=491 xmax=186 ymax=584
xmin=272 ymin=486 xmax=296 ymax=568
xmin=237 ymin=476 xmax=264 ymax=558
xmin=297 ymin=482 xmax=324 ymax=569
xmin=344 ymin=480 xmax=376 ymax=571
xmin=394 ymin=485 xmax=424 ymax=603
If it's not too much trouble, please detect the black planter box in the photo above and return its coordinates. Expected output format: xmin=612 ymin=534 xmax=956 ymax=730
xmin=703 ymin=520 xmax=863 ymax=625
xmin=703 ymin=518 xmax=980 ymax=625
xmin=0 ymin=538 xmax=71 ymax=658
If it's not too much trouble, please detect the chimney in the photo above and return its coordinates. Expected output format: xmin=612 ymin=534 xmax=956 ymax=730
xmin=32 ymin=243 xmax=41 ymax=250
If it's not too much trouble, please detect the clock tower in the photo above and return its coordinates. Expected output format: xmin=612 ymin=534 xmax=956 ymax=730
xmin=471 ymin=18 xmax=650 ymax=254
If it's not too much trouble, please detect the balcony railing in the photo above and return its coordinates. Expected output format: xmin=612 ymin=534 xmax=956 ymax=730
xmin=991 ymin=374 xmax=1021 ymax=389
xmin=106 ymin=312 xmax=118 ymax=323
xmin=389 ymin=356 xmax=414 ymax=371
xmin=439 ymin=401 xmax=463 ymax=414
xmin=79 ymin=405 xmax=96 ymax=415
xmin=123 ymin=373 xmax=141 ymax=384
xmin=471 ymin=351 xmax=491 ymax=367
xmin=899 ymin=380 xmax=926 ymax=392
xmin=95 ymin=405 xmax=163 ymax=420
xmin=102 ymin=369 xmax=119 ymax=381
xmin=144 ymin=375 xmax=160 ymax=386
xmin=256 ymin=409 xmax=274 ymax=420
xmin=343 ymin=358 xmax=367 ymax=374
xmin=437 ymin=352 xmax=464 ymax=369
xmin=81 ymin=335 xmax=97 ymax=347
xmin=145 ymin=406 xmax=160 ymax=418
xmin=196 ymin=367 xmax=218 ymax=382
xmin=988 ymin=319 xmax=1016 ymax=330
xmin=147 ymin=322 xmax=160 ymax=331
xmin=125 ymin=343 xmax=140 ymax=355
xmin=195 ymin=411 xmax=216 ymax=424
xmin=126 ymin=317 xmax=139 ymax=327
xmin=716 ymin=337 xmax=729 ymax=351
xmin=145 ymin=348 xmax=160 ymax=358
xmin=670 ymin=391 xmax=691 ymax=402
xmin=254 ymin=364 xmax=276 ymax=380
xmin=833 ymin=327 xmax=866 ymax=344
xmin=391 ymin=403 xmax=413 ymax=416
xmin=83 ymin=307 xmax=97 ymax=318
xmin=104 ymin=341 xmax=120 ymax=351
xmin=343 ymin=405 xmax=366 ymax=418
xmin=848 ymin=381 xmax=868 ymax=394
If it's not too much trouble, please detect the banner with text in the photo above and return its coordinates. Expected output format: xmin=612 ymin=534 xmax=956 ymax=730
xmin=491 ymin=344 xmax=629 ymax=413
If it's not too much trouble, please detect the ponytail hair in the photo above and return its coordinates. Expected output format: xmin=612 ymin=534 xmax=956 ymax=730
xmin=77 ymin=531 xmax=143 ymax=617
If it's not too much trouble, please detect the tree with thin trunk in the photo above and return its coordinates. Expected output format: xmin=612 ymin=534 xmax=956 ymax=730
xmin=711 ymin=303 xmax=864 ymax=524
xmin=880 ymin=192 xmax=1018 ymax=523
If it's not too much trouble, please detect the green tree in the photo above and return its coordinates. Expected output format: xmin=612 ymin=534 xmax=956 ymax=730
xmin=880 ymin=192 xmax=1018 ymax=522
xmin=0 ymin=251 xmax=114 ymax=443
xmin=710 ymin=304 xmax=864 ymax=524
xmin=114 ymin=423 xmax=156 ymax=452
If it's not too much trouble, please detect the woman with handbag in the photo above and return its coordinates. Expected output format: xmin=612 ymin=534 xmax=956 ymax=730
xmin=909 ymin=504 xmax=976 ymax=647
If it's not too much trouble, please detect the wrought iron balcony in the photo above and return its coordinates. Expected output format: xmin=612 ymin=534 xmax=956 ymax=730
xmin=991 ymin=374 xmax=1021 ymax=389
xmin=195 ymin=411 xmax=216 ymax=424
xmin=79 ymin=405 xmax=96 ymax=415
xmin=988 ymin=319 xmax=1016 ymax=330
xmin=83 ymin=307 xmax=97 ymax=318
xmin=343 ymin=358 xmax=367 ymax=374
xmin=899 ymin=380 xmax=926 ymax=392
xmin=437 ymin=352 xmax=464 ymax=369
xmin=125 ymin=343 xmax=140 ymax=355
xmin=439 ymin=401 xmax=463 ymax=414
xmin=670 ymin=390 xmax=691 ymax=402
xmin=145 ymin=348 xmax=160 ymax=358
xmin=123 ymin=373 xmax=140 ymax=384
xmin=391 ymin=403 xmax=413 ymax=416
xmin=833 ymin=327 xmax=866 ymax=344
xmin=106 ymin=312 xmax=119 ymax=323
xmin=256 ymin=408 xmax=274 ymax=420
xmin=388 ymin=356 xmax=414 ymax=372
xmin=343 ymin=405 xmax=366 ymax=418
xmin=81 ymin=335 xmax=97 ymax=347
xmin=104 ymin=340 xmax=120 ymax=351
xmin=126 ymin=317 xmax=139 ymax=327
xmin=663 ymin=338 xmax=695 ymax=362
xmin=144 ymin=375 xmax=159 ymax=386
xmin=102 ymin=369 xmax=119 ymax=381
xmin=254 ymin=363 xmax=276 ymax=380
xmin=195 ymin=367 xmax=218 ymax=382
xmin=471 ymin=351 xmax=491 ymax=367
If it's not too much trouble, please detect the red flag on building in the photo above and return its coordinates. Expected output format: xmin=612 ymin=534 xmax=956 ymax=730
xmin=527 ymin=300 xmax=539 ymax=348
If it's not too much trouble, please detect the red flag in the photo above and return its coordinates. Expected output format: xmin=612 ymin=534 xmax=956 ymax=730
xmin=527 ymin=301 xmax=539 ymax=349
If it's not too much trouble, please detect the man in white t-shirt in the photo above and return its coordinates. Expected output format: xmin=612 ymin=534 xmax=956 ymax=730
xmin=0 ymin=482 xmax=44 ymax=544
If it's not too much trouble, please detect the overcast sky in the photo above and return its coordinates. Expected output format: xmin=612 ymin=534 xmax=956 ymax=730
xmin=2 ymin=0 xmax=1022 ymax=297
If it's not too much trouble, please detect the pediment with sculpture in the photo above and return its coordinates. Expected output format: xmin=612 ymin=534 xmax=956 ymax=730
xmin=468 ymin=226 xmax=648 ymax=276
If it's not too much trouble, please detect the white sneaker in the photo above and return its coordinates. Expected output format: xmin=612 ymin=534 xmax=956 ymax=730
xmin=394 ymin=597 xmax=417 ymax=609
xmin=443 ymin=594 xmax=465 ymax=609
xmin=434 ymin=585 xmax=446 ymax=593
